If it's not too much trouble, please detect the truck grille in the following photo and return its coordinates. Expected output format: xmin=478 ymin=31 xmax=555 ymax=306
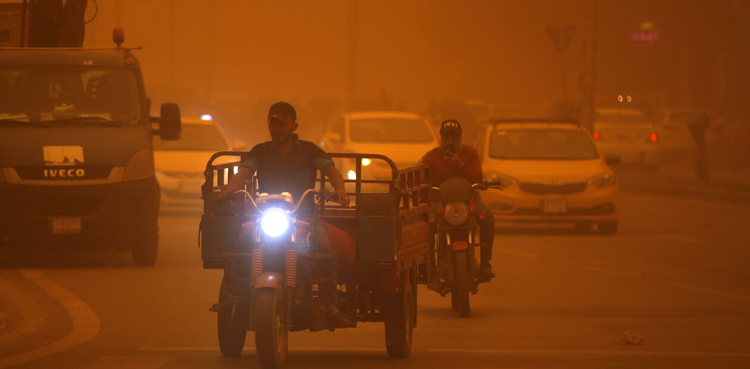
xmin=24 ymin=197 xmax=104 ymax=216
xmin=518 ymin=182 xmax=588 ymax=195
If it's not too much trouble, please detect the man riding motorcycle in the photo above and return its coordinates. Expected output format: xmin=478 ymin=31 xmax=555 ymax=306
xmin=218 ymin=101 xmax=351 ymax=323
xmin=420 ymin=119 xmax=496 ymax=282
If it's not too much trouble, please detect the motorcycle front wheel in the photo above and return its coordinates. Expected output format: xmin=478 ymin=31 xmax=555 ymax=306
xmin=255 ymin=287 xmax=288 ymax=369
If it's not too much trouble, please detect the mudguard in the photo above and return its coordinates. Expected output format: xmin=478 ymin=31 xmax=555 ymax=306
xmin=254 ymin=272 xmax=283 ymax=289
xmin=451 ymin=241 xmax=468 ymax=251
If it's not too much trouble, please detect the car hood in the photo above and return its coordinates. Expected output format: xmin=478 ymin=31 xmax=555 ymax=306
xmin=343 ymin=142 xmax=436 ymax=168
xmin=485 ymin=158 xmax=611 ymax=183
xmin=154 ymin=150 xmax=238 ymax=173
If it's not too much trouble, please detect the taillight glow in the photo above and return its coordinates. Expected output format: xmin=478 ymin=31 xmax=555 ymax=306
xmin=649 ymin=133 xmax=658 ymax=142
xmin=593 ymin=131 xmax=601 ymax=140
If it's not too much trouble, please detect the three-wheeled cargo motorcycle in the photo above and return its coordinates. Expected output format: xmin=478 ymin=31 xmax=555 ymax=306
xmin=199 ymin=153 xmax=432 ymax=368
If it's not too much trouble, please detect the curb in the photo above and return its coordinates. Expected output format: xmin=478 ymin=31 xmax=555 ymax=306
xmin=619 ymin=180 xmax=750 ymax=206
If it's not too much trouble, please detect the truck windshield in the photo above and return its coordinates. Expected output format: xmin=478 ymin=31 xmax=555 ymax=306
xmin=0 ymin=67 xmax=142 ymax=126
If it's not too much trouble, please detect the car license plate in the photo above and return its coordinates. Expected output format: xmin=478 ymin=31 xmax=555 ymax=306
xmin=180 ymin=181 xmax=203 ymax=193
xmin=52 ymin=218 xmax=81 ymax=234
xmin=543 ymin=198 xmax=567 ymax=213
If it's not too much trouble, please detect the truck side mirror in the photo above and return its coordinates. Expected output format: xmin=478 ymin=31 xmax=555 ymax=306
xmin=152 ymin=103 xmax=181 ymax=140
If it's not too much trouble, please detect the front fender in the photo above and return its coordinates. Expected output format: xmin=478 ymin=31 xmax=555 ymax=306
xmin=254 ymin=272 xmax=283 ymax=289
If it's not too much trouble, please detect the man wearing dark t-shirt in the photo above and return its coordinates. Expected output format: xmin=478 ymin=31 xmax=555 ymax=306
xmin=219 ymin=101 xmax=350 ymax=322
xmin=421 ymin=119 xmax=496 ymax=282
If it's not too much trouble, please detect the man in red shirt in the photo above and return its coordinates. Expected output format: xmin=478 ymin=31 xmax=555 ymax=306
xmin=421 ymin=120 xmax=496 ymax=282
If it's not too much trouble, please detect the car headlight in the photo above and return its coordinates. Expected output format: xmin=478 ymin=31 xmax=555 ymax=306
xmin=485 ymin=171 xmax=517 ymax=187
xmin=260 ymin=209 xmax=290 ymax=238
xmin=362 ymin=158 xmax=371 ymax=166
xmin=444 ymin=201 xmax=469 ymax=225
xmin=588 ymin=173 xmax=617 ymax=188
xmin=347 ymin=170 xmax=357 ymax=180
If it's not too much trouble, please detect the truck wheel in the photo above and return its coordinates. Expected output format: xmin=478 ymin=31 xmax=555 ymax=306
xmin=383 ymin=280 xmax=414 ymax=359
xmin=131 ymin=235 xmax=158 ymax=266
xmin=218 ymin=278 xmax=246 ymax=357
xmin=599 ymin=222 xmax=619 ymax=234
xmin=255 ymin=288 xmax=288 ymax=369
xmin=453 ymin=250 xmax=470 ymax=318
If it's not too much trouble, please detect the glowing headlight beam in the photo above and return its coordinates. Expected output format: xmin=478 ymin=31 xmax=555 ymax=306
xmin=260 ymin=209 xmax=290 ymax=237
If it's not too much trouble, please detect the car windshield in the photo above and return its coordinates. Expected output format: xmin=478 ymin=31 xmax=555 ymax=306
xmin=0 ymin=66 xmax=142 ymax=126
xmin=350 ymin=118 xmax=434 ymax=143
xmin=489 ymin=129 xmax=600 ymax=160
xmin=595 ymin=111 xmax=649 ymax=124
xmin=153 ymin=124 xmax=228 ymax=151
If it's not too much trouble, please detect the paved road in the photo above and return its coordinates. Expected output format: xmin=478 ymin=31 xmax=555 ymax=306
xmin=1 ymin=193 xmax=750 ymax=368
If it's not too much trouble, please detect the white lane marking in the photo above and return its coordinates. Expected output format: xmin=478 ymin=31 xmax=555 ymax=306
xmin=497 ymin=248 xmax=538 ymax=259
xmin=0 ymin=274 xmax=46 ymax=346
xmin=0 ymin=270 xmax=101 ymax=369
xmin=670 ymin=282 xmax=750 ymax=302
xmin=79 ymin=355 xmax=178 ymax=369
xmin=429 ymin=347 xmax=750 ymax=357
xmin=663 ymin=235 xmax=704 ymax=245
xmin=582 ymin=266 xmax=641 ymax=279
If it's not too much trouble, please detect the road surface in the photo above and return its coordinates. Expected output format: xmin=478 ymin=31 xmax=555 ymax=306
xmin=1 ymin=193 xmax=749 ymax=368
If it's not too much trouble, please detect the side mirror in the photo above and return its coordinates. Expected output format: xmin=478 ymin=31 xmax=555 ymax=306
xmin=605 ymin=154 xmax=621 ymax=166
xmin=233 ymin=140 xmax=248 ymax=151
xmin=328 ymin=132 xmax=343 ymax=143
xmin=152 ymin=103 xmax=181 ymax=141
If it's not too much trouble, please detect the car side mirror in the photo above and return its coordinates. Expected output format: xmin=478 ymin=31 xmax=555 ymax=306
xmin=328 ymin=132 xmax=343 ymax=143
xmin=605 ymin=154 xmax=621 ymax=166
xmin=233 ymin=140 xmax=248 ymax=151
xmin=152 ymin=103 xmax=181 ymax=141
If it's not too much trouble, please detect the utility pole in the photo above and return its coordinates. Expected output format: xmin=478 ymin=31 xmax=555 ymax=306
xmin=346 ymin=0 xmax=359 ymax=111
xmin=582 ymin=0 xmax=597 ymax=133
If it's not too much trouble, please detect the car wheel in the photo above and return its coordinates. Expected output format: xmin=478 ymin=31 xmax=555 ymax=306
xmin=598 ymin=222 xmax=618 ymax=234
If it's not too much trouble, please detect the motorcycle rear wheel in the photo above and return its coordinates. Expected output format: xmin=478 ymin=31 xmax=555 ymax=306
xmin=217 ymin=279 xmax=246 ymax=357
xmin=454 ymin=250 xmax=471 ymax=318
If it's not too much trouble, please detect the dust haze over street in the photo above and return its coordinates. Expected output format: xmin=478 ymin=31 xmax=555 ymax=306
xmin=2 ymin=1 xmax=750 ymax=369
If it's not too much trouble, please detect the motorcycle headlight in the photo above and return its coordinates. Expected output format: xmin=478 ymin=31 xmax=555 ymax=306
xmin=444 ymin=201 xmax=469 ymax=225
xmin=260 ymin=209 xmax=290 ymax=238
xmin=485 ymin=171 xmax=517 ymax=187
xmin=588 ymin=172 xmax=617 ymax=188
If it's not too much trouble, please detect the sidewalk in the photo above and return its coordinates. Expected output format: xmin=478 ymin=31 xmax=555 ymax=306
xmin=615 ymin=164 xmax=750 ymax=206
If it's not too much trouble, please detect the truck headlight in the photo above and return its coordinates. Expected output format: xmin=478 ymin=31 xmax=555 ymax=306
xmin=444 ymin=201 xmax=469 ymax=225
xmin=260 ymin=209 xmax=290 ymax=238
xmin=588 ymin=173 xmax=617 ymax=188
xmin=123 ymin=149 xmax=155 ymax=182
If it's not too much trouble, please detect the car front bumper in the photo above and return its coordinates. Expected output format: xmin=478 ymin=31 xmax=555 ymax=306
xmin=482 ymin=182 xmax=620 ymax=224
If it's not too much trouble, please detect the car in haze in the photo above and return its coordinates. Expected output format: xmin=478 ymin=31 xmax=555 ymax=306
xmin=320 ymin=111 xmax=438 ymax=182
xmin=475 ymin=118 xmax=621 ymax=233
xmin=593 ymin=108 xmax=659 ymax=170
xmin=153 ymin=116 xmax=246 ymax=205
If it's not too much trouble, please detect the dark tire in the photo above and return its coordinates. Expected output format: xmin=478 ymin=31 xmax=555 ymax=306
xmin=255 ymin=288 xmax=288 ymax=369
xmin=453 ymin=250 xmax=470 ymax=318
xmin=450 ymin=287 xmax=459 ymax=311
xmin=599 ymin=222 xmax=619 ymax=234
xmin=132 ymin=235 xmax=158 ymax=266
xmin=383 ymin=280 xmax=414 ymax=359
xmin=218 ymin=279 xmax=246 ymax=357
xmin=575 ymin=222 xmax=593 ymax=233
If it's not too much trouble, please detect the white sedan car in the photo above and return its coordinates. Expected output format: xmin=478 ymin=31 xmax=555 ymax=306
xmin=320 ymin=111 xmax=438 ymax=182
xmin=153 ymin=116 xmax=247 ymax=205
xmin=593 ymin=108 xmax=659 ymax=170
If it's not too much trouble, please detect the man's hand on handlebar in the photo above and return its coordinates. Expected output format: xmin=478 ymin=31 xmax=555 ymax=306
xmin=332 ymin=188 xmax=350 ymax=207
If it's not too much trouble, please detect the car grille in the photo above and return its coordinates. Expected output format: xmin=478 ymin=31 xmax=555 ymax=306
xmin=24 ymin=197 xmax=104 ymax=216
xmin=518 ymin=182 xmax=588 ymax=195
xmin=512 ymin=203 xmax=615 ymax=216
